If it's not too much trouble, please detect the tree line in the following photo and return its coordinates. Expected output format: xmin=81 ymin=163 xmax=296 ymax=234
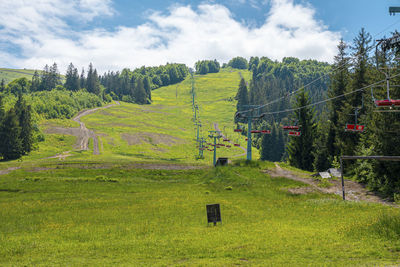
xmin=195 ymin=60 xmax=220 ymax=74
xmin=100 ymin=63 xmax=189 ymax=104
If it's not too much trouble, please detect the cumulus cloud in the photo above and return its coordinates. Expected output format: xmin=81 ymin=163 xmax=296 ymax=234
xmin=0 ymin=0 xmax=340 ymax=72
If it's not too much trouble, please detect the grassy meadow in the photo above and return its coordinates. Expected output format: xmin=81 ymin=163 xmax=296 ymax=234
xmin=0 ymin=161 xmax=399 ymax=266
xmin=16 ymin=68 xmax=254 ymax=166
xmin=0 ymin=69 xmax=399 ymax=266
xmin=0 ymin=68 xmax=37 ymax=85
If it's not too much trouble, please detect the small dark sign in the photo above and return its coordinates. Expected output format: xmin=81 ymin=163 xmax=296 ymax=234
xmin=206 ymin=204 xmax=221 ymax=225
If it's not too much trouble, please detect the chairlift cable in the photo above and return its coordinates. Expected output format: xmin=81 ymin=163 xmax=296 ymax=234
xmin=235 ymin=21 xmax=400 ymax=116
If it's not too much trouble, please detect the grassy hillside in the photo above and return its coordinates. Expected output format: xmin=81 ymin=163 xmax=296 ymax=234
xmin=0 ymin=68 xmax=37 ymax=84
xmin=0 ymin=162 xmax=399 ymax=266
xmin=12 ymin=68 xmax=254 ymax=165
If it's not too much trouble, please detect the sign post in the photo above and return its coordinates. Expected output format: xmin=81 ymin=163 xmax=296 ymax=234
xmin=206 ymin=204 xmax=221 ymax=226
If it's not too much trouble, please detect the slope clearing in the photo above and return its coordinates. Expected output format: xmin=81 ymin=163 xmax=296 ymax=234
xmin=16 ymin=68 xmax=253 ymax=165
xmin=0 ymin=68 xmax=37 ymax=84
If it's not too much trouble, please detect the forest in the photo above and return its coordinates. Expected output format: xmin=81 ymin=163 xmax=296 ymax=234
xmin=235 ymin=28 xmax=400 ymax=200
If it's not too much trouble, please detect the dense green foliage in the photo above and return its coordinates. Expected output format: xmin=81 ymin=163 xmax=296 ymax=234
xmin=100 ymin=63 xmax=188 ymax=104
xmin=234 ymin=78 xmax=249 ymax=124
xmin=248 ymin=57 xmax=331 ymax=121
xmin=227 ymin=56 xmax=249 ymax=69
xmin=302 ymin=28 xmax=400 ymax=199
xmin=286 ymin=90 xmax=316 ymax=171
xmin=234 ymin=57 xmax=330 ymax=163
xmin=195 ymin=59 xmax=220 ymax=74
xmin=0 ymin=95 xmax=34 ymax=160
xmin=260 ymin=122 xmax=284 ymax=161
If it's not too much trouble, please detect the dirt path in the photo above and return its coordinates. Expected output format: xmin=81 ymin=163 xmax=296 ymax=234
xmin=266 ymin=163 xmax=393 ymax=205
xmin=72 ymin=101 xmax=120 ymax=154
xmin=214 ymin=123 xmax=246 ymax=157
xmin=238 ymin=72 xmax=249 ymax=86
xmin=45 ymin=101 xmax=120 ymax=157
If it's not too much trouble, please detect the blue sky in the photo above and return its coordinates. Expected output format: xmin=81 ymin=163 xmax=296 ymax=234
xmin=1 ymin=0 xmax=400 ymax=72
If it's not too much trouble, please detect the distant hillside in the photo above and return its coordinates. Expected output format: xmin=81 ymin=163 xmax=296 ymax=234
xmin=20 ymin=68 xmax=252 ymax=163
xmin=0 ymin=68 xmax=38 ymax=84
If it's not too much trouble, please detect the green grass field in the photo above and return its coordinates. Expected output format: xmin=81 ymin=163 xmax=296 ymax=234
xmin=0 ymin=68 xmax=37 ymax=85
xmin=0 ymin=69 xmax=399 ymax=266
xmin=0 ymin=162 xmax=399 ymax=266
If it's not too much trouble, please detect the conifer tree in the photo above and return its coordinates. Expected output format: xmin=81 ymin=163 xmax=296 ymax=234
xmin=143 ymin=77 xmax=151 ymax=102
xmin=65 ymin=63 xmax=80 ymax=91
xmin=80 ymin=68 xmax=86 ymax=89
xmin=286 ymin=89 xmax=316 ymax=171
xmin=31 ymin=71 xmax=40 ymax=92
xmin=0 ymin=79 xmax=5 ymax=92
xmin=134 ymin=78 xmax=147 ymax=104
xmin=0 ymin=108 xmax=23 ymax=160
xmin=336 ymin=28 xmax=372 ymax=157
xmin=326 ymin=39 xmax=350 ymax=158
xmin=235 ymin=78 xmax=249 ymax=123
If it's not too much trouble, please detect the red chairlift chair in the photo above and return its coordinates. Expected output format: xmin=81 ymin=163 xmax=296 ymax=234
xmin=370 ymin=67 xmax=400 ymax=110
xmin=283 ymin=125 xmax=300 ymax=131
xmin=288 ymin=131 xmax=301 ymax=136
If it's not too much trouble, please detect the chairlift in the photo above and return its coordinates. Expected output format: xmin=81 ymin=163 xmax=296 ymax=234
xmin=371 ymin=75 xmax=400 ymax=110
xmin=261 ymin=130 xmax=271 ymax=134
xmin=283 ymin=125 xmax=300 ymax=130
xmin=343 ymin=94 xmax=366 ymax=132
xmin=250 ymin=130 xmax=262 ymax=133
xmin=226 ymin=145 xmax=231 ymax=148
xmin=234 ymin=143 xmax=240 ymax=147
xmin=372 ymin=35 xmax=400 ymax=110
xmin=283 ymin=119 xmax=300 ymax=131
xmin=223 ymin=138 xmax=230 ymax=142
xmin=288 ymin=131 xmax=301 ymax=137
xmin=345 ymin=124 xmax=365 ymax=132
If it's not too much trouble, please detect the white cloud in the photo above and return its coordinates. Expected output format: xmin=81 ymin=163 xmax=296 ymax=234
xmin=0 ymin=0 xmax=340 ymax=73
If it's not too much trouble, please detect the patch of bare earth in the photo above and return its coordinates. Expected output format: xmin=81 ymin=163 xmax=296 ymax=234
xmin=46 ymin=151 xmax=73 ymax=160
xmin=121 ymin=132 xmax=185 ymax=146
xmin=265 ymin=163 xmax=393 ymax=205
xmin=0 ymin=167 xmax=21 ymax=175
xmin=25 ymin=167 xmax=56 ymax=172
xmin=129 ymin=163 xmax=207 ymax=170
xmin=43 ymin=102 xmax=120 ymax=156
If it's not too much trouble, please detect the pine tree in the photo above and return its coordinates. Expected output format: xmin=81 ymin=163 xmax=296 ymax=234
xmin=143 ymin=77 xmax=151 ymax=102
xmin=286 ymin=89 xmax=316 ymax=171
xmin=235 ymin=78 xmax=249 ymax=123
xmin=260 ymin=125 xmax=274 ymax=161
xmin=31 ymin=71 xmax=40 ymax=92
xmin=65 ymin=63 xmax=80 ymax=91
xmin=134 ymin=78 xmax=147 ymax=104
xmin=0 ymin=79 xmax=5 ymax=92
xmin=326 ymin=39 xmax=350 ymax=158
xmin=336 ymin=28 xmax=372 ymax=157
xmin=80 ymin=68 xmax=86 ymax=89
xmin=0 ymin=108 xmax=23 ymax=160
xmin=49 ymin=63 xmax=61 ymax=89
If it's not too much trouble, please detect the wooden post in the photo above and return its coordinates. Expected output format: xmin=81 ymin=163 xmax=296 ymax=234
xmin=340 ymin=156 xmax=345 ymax=200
